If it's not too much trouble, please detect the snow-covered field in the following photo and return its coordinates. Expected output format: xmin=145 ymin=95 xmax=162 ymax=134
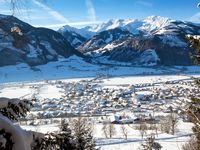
xmin=0 ymin=72 xmax=199 ymax=150
xmin=0 ymin=56 xmax=200 ymax=149
xmin=0 ymin=56 xmax=200 ymax=83
xmin=20 ymin=120 xmax=193 ymax=150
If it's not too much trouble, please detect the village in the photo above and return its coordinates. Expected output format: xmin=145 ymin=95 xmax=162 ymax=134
xmin=18 ymin=75 xmax=199 ymax=126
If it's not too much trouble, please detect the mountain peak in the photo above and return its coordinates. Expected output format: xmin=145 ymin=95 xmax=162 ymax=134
xmin=59 ymin=25 xmax=76 ymax=33
xmin=143 ymin=15 xmax=172 ymax=24
xmin=145 ymin=15 xmax=170 ymax=21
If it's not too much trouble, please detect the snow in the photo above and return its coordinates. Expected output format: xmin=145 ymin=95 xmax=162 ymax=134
xmin=59 ymin=25 xmax=95 ymax=39
xmin=72 ymin=37 xmax=82 ymax=45
xmin=90 ymin=19 xmax=136 ymax=33
xmin=37 ymin=85 xmax=64 ymax=99
xmin=88 ymin=41 xmax=126 ymax=55
xmin=21 ymin=119 xmax=194 ymax=150
xmin=0 ymin=56 xmax=199 ymax=83
xmin=85 ymin=16 xmax=171 ymax=35
xmin=94 ymin=119 xmax=193 ymax=150
xmin=100 ymin=75 xmax=197 ymax=85
xmin=139 ymin=16 xmax=172 ymax=34
xmin=59 ymin=16 xmax=175 ymax=38
xmin=0 ymin=115 xmax=32 ymax=150
xmin=105 ymin=34 xmax=113 ymax=43
xmin=0 ymin=69 xmax=199 ymax=150
xmin=27 ymin=44 xmax=38 ymax=58
xmin=139 ymin=49 xmax=160 ymax=66
xmin=61 ymin=16 xmax=176 ymax=38
xmin=41 ymin=41 xmax=57 ymax=56
xmin=187 ymin=34 xmax=200 ymax=39
xmin=160 ymin=35 xmax=187 ymax=47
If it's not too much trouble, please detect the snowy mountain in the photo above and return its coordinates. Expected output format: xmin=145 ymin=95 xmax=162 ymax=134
xmin=78 ymin=28 xmax=133 ymax=53
xmin=60 ymin=16 xmax=200 ymax=37
xmin=58 ymin=25 xmax=87 ymax=47
xmin=72 ymin=16 xmax=200 ymax=66
xmin=58 ymin=25 xmax=96 ymax=39
xmin=59 ymin=16 xmax=172 ymax=37
xmin=0 ymin=14 xmax=76 ymax=66
xmin=81 ymin=34 xmax=191 ymax=66
xmin=0 ymin=14 xmax=199 ymax=67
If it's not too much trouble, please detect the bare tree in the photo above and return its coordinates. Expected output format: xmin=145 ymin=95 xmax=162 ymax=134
xmin=159 ymin=114 xmax=178 ymax=135
xmin=121 ymin=124 xmax=128 ymax=140
xmin=108 ymin=123 xmax=116 ymax=138
xmin=182 ymin=136 xmax=198 ymax=150
xmin=139 ymin=122 xmax=147 ymax=139
xmin=102 ymin=122 xmax=116 ymax=138
xmin=170 ymin=114 xmax=178 ymax=135
xmin=102 ymin=122 xmax=108 ymax=138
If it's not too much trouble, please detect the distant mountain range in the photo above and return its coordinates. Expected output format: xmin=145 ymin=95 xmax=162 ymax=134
xmin=0 ymin=14 xmax=199 ymax=67
xmin=59 ymin=16 xmax=200 ymax=66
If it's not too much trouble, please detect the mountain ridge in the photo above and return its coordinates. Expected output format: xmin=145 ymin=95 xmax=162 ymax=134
xmin=61 ymin=16 xmax=199 ymax=66
xmin=0 ymin=14 xmax=199 ymax=67
xmin=0 ymin=14 xmax=78 ymax=66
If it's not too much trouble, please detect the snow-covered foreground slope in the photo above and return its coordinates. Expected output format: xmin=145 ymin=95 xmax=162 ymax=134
xmin=0 ymin=56 xmax=200 ymax=83
xmin=21 ymin=120 xmax=193 ymax=150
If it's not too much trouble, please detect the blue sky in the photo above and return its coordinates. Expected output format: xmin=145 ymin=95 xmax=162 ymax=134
xmin=0 ymin=0 xmax=200 ymax=29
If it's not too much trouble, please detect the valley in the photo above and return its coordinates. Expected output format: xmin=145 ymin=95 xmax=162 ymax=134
xmin=0 ymin=3 xmax=199 ymax=149
xmin=1 ymin=72 xmax=199 ymax=150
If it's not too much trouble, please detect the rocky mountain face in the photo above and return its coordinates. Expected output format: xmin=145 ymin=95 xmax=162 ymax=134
xmin=58 ymin=25 xmax=87 ymax=48
xmin=0 ymin=14 xmax=76 ymax=66
xmin=60 ymin=16 xmax=199 ymax=66
xmin=78 ymin=28 xmax=133 ymax=53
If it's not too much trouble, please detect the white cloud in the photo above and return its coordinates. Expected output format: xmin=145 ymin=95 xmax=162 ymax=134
xmin=190 ymin=12 xmax=200 ymax=22
xmin=86 ymin=0 xmax=96 ymax=21
xmin=32 ymin=0 xmax=69 ymax=23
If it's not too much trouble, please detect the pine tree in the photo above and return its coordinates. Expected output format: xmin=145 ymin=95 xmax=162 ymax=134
xmin=57 ymin=119 xmax=75 ymax=150
xmin=71 ymin=117 xmax=98 ymax=150
xmin=186 ymin=35 xmax=200 ymax=148
xmin=0 ymin=98 xmax=33 ymax=121
xmin=187 ymin=36 xmax=200 ymax=65
xmin=0 ymin=129 xmax=13 ymax=150
xmin=0 ymin=97 xmax=34 ymax=150
xmin=32 ymin=120 xmax=76 ymax=150
xmin=140 ymin=135 xmax=162 ymax=150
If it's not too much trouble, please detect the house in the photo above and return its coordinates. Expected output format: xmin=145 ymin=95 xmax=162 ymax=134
xmin=109 ymin=115 xmax=120 ymax=124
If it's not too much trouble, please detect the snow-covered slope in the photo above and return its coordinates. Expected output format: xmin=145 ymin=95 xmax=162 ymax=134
xmin=74 ymin=16 xmax=200 ymax=66
xmin=0 ymin=14 xmax=76 ymax=66
xmin=59 ymin=16 xmax=173 ymax=37
xmin=58 ymin=25 xmax=96 ymax=39
xmin=138 ymin=16 xmax=172 ymax=34
xmin=0 ymin=55 xmax=200 ymax=83
xmin=80 ymin=32 xmax=192 ymax=66
xmin=59 ymin=15 xmax=200 ymax=39
xmin=58 ymin=25 xmax=87 ymax=47
xmin=85 ymin=16 xmax=172 ymax=35
xmin=78 ymin=28 xmax=133 ymax=53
